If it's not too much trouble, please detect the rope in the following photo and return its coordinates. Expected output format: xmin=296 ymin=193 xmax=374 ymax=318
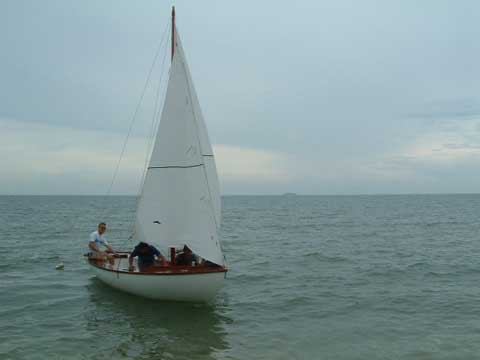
xmin=99 ymin=21 xmax=170 ymax=226
xmin=104 ymin=21 xmax=170 ymax=200
xmin=137 ymin=34 xmax=170 ymax=201
xmin=65 ymin=21 xmax=171 ymax=272
xmin=129 ymin=24 xmax=171 ymax=241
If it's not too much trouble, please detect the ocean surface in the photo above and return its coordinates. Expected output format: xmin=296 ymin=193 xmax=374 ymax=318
xmin=1 ymin=194 xmax=480 ymax=359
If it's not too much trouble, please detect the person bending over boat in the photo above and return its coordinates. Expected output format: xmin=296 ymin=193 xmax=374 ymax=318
xmin=88 ymin=222 xmax=115 ymax=264
xmin=128 ymin=242 xmax=167 ymax=272
xmin=175 ymin=245 xmax=201 ymax=266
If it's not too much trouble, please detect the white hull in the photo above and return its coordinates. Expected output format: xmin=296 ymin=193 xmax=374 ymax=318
xmin=88 ymin=261 xmax=226 ymax=302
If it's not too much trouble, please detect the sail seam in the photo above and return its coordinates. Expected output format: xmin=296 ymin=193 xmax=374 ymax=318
xmin=148 ymin=164 xmax=204 ymax=169
xmin=181 ymin=48 xmax=224 ymax=264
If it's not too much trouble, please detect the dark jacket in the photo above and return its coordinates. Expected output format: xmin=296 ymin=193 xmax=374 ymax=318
xmin=175 ymin=252 xmax=198 ymax=266
xmin=131 ymin=243 xmax=161 ymax=268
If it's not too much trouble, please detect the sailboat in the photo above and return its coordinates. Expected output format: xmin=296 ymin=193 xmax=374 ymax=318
xmin=87 ymin=7 xmax=227 ymax=302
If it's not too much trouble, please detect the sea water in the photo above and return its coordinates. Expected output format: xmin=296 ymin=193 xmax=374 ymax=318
xmin=1 ymin=194 xmax=480 ymax=359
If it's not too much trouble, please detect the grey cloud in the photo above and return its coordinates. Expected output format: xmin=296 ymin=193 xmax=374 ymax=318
xmin=406 ymin=98 xmax=480 ymax=122
xmin=2 ymin=0 xmax=480 ymax=194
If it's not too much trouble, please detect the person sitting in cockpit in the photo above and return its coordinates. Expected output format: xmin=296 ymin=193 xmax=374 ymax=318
xmin=128 ymin=242 xmax=167 ymax=271
xmin=175 ymin=245 xmax=201 ymax=266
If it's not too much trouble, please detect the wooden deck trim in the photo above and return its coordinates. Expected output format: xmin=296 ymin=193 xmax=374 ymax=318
xmin=88 ymin=258 xmax=228 ymax=276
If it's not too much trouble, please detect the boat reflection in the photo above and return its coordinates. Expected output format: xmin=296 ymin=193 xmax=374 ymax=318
xmin=85 ymin=278 xmax=229 ymax=360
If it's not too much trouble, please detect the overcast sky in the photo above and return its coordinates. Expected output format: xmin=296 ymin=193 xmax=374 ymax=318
xmin=1 ymin=0 xmax=480 ymax=195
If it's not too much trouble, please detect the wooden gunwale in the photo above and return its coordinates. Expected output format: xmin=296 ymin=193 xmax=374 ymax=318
xmin=88 ymin=256 xmax=227 ymax=276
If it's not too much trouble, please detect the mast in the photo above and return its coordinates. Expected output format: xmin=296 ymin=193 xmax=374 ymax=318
xmin=171 ymin=6 xmax=175 ymax=61
xmin=134 ymin=7 xmax=224 ymax=265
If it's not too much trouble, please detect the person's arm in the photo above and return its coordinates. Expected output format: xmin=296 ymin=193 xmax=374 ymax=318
xmin=89 ymin=242 xmax=100 ymax=252
xmin=101 ymin=238 xmax=114 ymax=253
xmin=157 ymin=253 xmax=167 ymax=265
xmin=89 ymin=233 xmax=102 ymax=253
xmin=128 ymin=249 xmax=137 ymax=271
xmin=153 ymin=247 xmax=167 ymax=265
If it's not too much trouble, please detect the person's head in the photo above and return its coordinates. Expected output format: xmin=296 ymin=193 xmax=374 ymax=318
xmin=183 ymin=245 xmax=192 ymax=255
xmin=98 ymin=222 xmax=107 ymax=235
xmin=138 ymin=242 xmax=149 ymax=253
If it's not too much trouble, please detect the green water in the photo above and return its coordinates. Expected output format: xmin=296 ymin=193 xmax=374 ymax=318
xmin=2 ymin=195 xmax=480 ymax=359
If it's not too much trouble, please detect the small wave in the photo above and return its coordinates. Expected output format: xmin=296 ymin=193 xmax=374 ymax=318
xmin=365 ymin=267 xmax=410 ymax=278
xmin=229 ymin=273 xmax=270 ymax=282
xmin=0 ymin=262 xmax=14 ymax=270
xmin=423 ymin=221 xmax=465 ymax=227
xmin=406 ymin=261 xmax=428 ymax=269
xmin=425 ymin=270 xmax=452 ymax=277
xmin=28 ymin=254 xmax=60 ymax=261
xmin=425 ymin=265 xmax=480 ymax=278
xmin=251 ymin=260 xmax=270 ymax=266
xmin=283 ymin=294 xmax=317 ymax=306
xmin=303 ymin=251 xmax=349 ymax=263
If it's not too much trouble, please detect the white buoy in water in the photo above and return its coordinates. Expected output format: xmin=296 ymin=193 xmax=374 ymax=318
xmin=55 ymin=263 xmax=64 ymax=270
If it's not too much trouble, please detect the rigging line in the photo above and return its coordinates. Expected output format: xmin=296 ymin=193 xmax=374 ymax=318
xmin=131 ymin=35 xmax=170 ymax=231
xmin=69 ymin=23 xmax=170 ymax=249
xmin=150 ymin=64 xmax=169 ymax=144
xmin=130 ymin=24 xmax=171 ymax=239
xmin=152 ymin=59 xmax=170 ymax=136
xmin=137 ymin=30 xmax=170 ymax=198
xmin=103 ymin=21 xmax=170 ymax=206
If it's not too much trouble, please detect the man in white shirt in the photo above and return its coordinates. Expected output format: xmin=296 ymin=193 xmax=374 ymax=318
xmin=88 ymin=222 xmax=114 ymax=263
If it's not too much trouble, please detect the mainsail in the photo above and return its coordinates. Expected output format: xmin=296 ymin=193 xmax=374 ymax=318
xmin=134 ymin=24 xmax=223 ymax=265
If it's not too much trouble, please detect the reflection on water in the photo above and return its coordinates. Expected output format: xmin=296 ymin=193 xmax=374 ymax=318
xmin=85 ymin=279 xmax=230 ymax=360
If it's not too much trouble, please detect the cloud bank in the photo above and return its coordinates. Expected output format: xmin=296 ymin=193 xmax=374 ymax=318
xmin=4 ymin=110 xmax=480 ymax=195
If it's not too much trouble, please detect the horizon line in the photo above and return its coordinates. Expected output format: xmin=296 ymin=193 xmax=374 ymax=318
xmin=1 ymin=192 xmax=480 ymax=197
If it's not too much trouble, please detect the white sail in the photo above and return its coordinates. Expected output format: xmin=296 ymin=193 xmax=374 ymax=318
xmin=134 ymin=25 xmax=223 ymax=265
xmin=175 ymin=35 xmax=222 ymax=226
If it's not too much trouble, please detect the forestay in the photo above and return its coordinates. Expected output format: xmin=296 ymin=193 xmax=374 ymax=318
xmin=134 ymin=25 xmax=223 ymax=265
